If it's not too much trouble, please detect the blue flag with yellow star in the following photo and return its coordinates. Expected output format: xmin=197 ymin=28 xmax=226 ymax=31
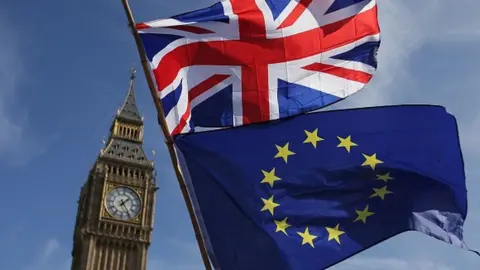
xmin=173 ymin=105 xmax=474 ymax=270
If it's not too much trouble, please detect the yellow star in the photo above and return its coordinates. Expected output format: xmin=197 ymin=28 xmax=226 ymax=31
xmin=274 ymin=217 xmax=291 ymax=235
xmin=337 ymin=135 xmax=358 ymax=153
xmin=326 ymin=224 xmax=345 ymax=244
xmin=303 ymin=129 xmax=324 ymax=148
xmin=362 ymin=153 xmax=383 ymax=170
xmin=261 ymin=195 xmax=280 ymax=215
xmin=354 ymin=205 xmax=375 ymax=224
xmin=297 ymin=227 xmax=318 ymax=247
xmin=376 ymin=172 xmax=394 ymax=182
xmin=370 ymin=186 xmax=393 ymax=200
xmin=260 ymin=168 xmax=281 ymax=188
xmin=274 ymin=143 xmax=295 ymax=163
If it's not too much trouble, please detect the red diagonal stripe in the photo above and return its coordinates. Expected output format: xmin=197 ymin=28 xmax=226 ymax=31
xmin=302 ymin=63 xmax=372 ymax=83
xmin=136 ymin=24 xmax=214 ymax=34
xmin=166 ymin=25 xmax=214 ymax=34
xmin=172 ymin=102 xmax=191 ymax=135
xmin=277 ymin=0 xmax=313 ymax=30
xmin=136 ymin=23 xmax=150 ymax=30
xmin=189 ymin=74 xmax=231 ymax=101
xmin=172 ymin=74 xmax=230 ymax=135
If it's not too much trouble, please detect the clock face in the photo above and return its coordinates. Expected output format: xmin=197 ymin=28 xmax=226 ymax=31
xmin=105 ymin=186 xmax=141 ymax=221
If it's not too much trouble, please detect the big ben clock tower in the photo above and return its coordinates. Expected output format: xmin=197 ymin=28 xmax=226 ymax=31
xmin=71 ymin=69 xmax=157 ymax=270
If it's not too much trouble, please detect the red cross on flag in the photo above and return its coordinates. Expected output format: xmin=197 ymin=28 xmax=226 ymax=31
xmin=136 ymin=0 xmax=380 ymax=135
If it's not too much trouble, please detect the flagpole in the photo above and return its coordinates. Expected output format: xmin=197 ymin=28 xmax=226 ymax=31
xmin=120 ymin=0 xmax=212 ymax=269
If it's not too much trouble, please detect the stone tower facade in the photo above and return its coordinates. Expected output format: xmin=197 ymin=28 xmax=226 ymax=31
xmin=71 ymin=69 xmax=157 ymax=270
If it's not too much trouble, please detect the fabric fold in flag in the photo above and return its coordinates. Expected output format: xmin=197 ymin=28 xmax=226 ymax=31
xmin=136 ymin=0 xmax=381 ymax=134
xmin=174 ymin=105 xmax=475 ymax=270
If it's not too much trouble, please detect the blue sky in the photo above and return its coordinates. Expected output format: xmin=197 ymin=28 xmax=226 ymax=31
xmin=0 ymin=0 xmax=479 ymax=269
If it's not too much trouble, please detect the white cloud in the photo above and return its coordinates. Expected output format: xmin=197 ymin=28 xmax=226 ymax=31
xmin=148 ymin=238 xmax=203 ymax=270
xmin=335 ymin=0 xmax=480 ymax=109
xmin=148 ymin=259 xmax=203 ymax=270
xmin=22 ymin=237 xmax=67 ymax=270
xmin=0 ymin=12 xmax=25 ymax=148
xmin=462 ymin=112 xmax=480 ymax=153
xmin=0 ymin=10 xmax=53 ymax=166
xmin=41 ymin=238 xmax=60 ymax=264
xmin=167 ymin=237 xmax=203 ymax=258
xmin=329 ymin=256 xmax=453 ymax=270
xmin=415 ymin=1 xmax=480 ymax=42
xmin=328 ymin=0 xmax=424 ymax=109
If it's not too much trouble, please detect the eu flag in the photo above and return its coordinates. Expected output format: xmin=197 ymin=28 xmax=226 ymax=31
xmin=173 ymin=105 xmax=472 ymax=270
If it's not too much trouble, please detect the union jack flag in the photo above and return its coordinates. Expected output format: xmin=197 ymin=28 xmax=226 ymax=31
xmin=136 ymin=0 xmax=380 ymax=135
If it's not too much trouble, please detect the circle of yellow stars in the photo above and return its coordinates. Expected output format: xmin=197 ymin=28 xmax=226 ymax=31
xmin=260 ymin=128 xmax=395 ymax=248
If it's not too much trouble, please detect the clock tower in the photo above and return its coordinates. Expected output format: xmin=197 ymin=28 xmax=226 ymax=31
xmin=71 ymin=69 xmax=157 ymax=270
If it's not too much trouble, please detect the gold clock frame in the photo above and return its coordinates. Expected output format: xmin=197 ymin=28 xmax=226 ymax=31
xmin=102 ymin=183 xmax=143 ymax=223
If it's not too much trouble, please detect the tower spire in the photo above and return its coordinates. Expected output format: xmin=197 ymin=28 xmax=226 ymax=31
xmin=117 ymin=67 xmax=142 ymax=124
xmin=130 ymin=67 xmax=136 ymax=80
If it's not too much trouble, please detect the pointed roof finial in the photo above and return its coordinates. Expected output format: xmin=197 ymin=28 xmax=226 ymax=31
xmin=130 ymin=67 xmax=136 ymax=81
xmin=116 ymin=67 xmax=142 ymax=123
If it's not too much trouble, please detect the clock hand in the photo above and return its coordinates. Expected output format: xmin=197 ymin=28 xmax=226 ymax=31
xmin=120 ymin=198 xmax=129 ymax=207
xmin=117 ymin=199 xmax=128 ymax=213
xmin=120 ymin=202 xmax=132 ymax=218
